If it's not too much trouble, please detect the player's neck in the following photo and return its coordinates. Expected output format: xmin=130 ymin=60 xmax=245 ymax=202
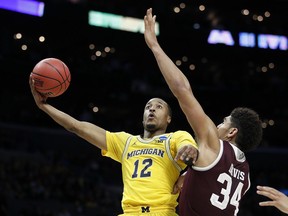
xmin=143 ymin=129 xmax=166 ymax=139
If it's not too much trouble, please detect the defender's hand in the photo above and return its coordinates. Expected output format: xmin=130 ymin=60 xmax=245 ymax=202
xmin=175 ymin=145 xmax=198 ymax=165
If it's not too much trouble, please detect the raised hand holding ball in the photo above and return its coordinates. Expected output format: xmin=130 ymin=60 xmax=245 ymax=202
xmin=30 ymin=58 xmax=71 ymax=97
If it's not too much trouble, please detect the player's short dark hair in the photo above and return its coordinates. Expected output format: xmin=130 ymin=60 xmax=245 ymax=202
xmin=166 ymin=103 xmax=172 ymax=118
xmin=230 ymin=107 xmax=263 ymax=152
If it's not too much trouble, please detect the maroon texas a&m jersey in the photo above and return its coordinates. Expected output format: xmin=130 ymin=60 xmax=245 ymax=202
xmin=179 ymin=140 xmax=250 ymax=216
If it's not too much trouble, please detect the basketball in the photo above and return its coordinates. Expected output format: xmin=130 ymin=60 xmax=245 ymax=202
xmin=31 ymin=58 xmax=71 ymax=97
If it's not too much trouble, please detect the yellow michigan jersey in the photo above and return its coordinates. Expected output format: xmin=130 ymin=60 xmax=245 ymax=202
xmin=102 ymin=130 xmax=197 ymax=216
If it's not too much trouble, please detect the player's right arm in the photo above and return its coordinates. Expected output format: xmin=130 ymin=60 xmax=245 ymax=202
xmin=144 ymin=8 xmax=219 ymax=154
xmin=29 ymin=75 xmax=107 ymax=151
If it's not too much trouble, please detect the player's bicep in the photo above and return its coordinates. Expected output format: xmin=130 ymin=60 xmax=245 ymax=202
xmin=75 ymin=121 xmax=107 ymax=150
xmin=178 ymin=92 xmax=219 ymax=153
xmin=177 ymin=91 xmax=210 ymax=137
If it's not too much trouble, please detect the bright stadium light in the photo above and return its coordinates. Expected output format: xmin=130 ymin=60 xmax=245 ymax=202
xmin=88 ymin=10 xmax=160 ymax=36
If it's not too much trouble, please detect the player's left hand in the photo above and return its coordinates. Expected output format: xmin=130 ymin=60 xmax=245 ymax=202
xmin=144 ymin=8 xmax=158 ymax=50
xmin=172 ymin=173 xmax=186 ymax=194
xmin=175 ymin=144 xmax=198 ymax=165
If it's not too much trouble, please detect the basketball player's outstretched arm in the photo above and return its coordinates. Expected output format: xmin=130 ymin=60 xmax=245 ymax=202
xmin=144 ymin=8 xmax=218 ymax=148
xmin=257 ymin=185 xmax=288 ymax=214
xmin=29 ymin=76 xmax=107 ymax=150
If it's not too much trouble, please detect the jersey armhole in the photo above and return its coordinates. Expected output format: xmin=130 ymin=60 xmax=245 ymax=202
xmin=165 ymin=135 xmax=182 ymax=172
xmin=121 ymin=135 xmax=133 ymax=162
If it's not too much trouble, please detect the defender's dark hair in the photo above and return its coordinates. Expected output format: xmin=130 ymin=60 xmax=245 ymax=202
xmin=230 ymin=107 xmax=263 ymax=152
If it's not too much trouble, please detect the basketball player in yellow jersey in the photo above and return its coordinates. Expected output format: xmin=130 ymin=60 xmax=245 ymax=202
xmin=104 ymin=123 xmax=196 ymax=215
xmin=29 ymin=78 xmax=198 ymax=216
xmin=102 ymin=98 xmax=198 ymax=215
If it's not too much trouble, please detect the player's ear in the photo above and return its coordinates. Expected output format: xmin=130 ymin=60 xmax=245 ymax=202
xmin=167 ymin=116 xmax=171 ymax=124
xmin=228 ymin=127 xmax=238 ymax=138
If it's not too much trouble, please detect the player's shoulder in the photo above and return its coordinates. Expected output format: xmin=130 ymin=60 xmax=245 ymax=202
xmin=107 ymin=131 xmax=134 ymax=138
xmin=173 ymin=130 xmax=192 ymax=135
xmin=169 ymin=130 xmax=193 ymax=138
xmin=223 ymin=141 xmax=247 ymax=162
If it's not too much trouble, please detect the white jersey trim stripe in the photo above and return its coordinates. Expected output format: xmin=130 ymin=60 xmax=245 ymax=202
xmin=165 ymin=134 xmax=182 ymax=172
xmin=192 ymin=139 xmax=224 ymax=171
xmin=121 ymin=135 xmax=133 ymax=162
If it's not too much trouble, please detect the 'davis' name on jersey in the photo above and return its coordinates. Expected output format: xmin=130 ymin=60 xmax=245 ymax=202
xmin=228 ymin=164 xmax=245 ymax=181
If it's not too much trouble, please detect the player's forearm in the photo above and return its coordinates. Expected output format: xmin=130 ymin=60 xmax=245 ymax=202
xmin=40 ymin=103 xmax=78 ymax=132
xmin=40 ymin=103 xmax=107 ymax=150
xmin=150 ymin=44 xmax=191 ymax=98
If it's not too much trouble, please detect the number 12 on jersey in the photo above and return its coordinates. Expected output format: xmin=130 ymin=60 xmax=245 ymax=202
xmin=132 ymin=159 xmax=153 ymax=178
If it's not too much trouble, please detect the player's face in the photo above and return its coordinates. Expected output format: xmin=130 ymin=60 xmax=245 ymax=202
xmin=217 ymin=116 xmax=233 ymax=140
xmin=143 ymin=98 xmax=171 ymax=132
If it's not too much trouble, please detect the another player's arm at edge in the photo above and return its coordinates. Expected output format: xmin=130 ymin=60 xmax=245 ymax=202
xmin=29 ymin=76 xmax=107 ymax=151
xmin=144 ymin=8 xmax=219 ymax=150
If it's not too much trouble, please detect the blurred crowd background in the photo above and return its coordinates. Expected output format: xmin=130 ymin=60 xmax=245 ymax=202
xmin=1 ymin=0 xmax=288 ymax=215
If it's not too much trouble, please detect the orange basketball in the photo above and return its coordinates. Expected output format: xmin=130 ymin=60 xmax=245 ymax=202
xmin=31 ymin=58 xmax=71 ymax=97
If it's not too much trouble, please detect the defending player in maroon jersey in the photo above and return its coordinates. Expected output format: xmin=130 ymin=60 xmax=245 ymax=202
xmin=144 ymin=8 xmax=263 ymax=216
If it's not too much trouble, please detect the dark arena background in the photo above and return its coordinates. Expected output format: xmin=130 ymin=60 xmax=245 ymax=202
xmin=1 ymin=0 xmax=288 ymax=215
